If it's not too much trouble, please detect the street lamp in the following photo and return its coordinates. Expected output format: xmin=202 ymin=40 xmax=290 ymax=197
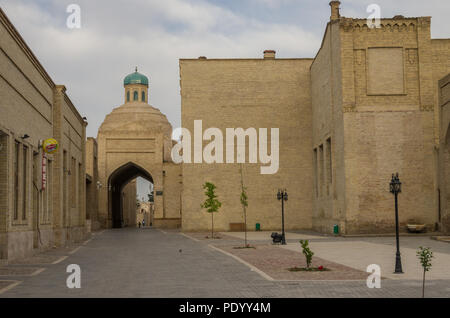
xmin=277 ymin=189 xmax=288 ymax=245
xmin=390 ymin=173 xmax=403 ymax=274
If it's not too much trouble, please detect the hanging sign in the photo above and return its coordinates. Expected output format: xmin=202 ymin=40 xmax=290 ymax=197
xmin=43 ymin=138 xmax=59 ymax=154
xmin=42 ymin=152 xmax=47 ymax=190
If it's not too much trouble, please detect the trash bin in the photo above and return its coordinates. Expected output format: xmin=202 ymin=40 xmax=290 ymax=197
xmin=256 ymin=223 xmax=261 ymax=231
xmin=333 ymin=224 xmax=339 ymax=235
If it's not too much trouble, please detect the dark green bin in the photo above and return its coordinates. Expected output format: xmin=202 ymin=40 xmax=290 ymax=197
xmin=333 ymin=224 xmax=339 ymax=234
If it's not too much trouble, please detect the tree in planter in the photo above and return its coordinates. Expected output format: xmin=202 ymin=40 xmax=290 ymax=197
xmin=239 ymin=164 xmax=249 ymax=247
xmin=201 ymin=182 xmax=222 ymax=239
xmin=300 ymin=240 xmax=314 ymax=269
xmin=417 ymin=246 xmax=433 ymax=298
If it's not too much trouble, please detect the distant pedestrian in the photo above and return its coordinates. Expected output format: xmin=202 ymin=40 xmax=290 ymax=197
xmin=142 ymin=220 xmax=146 ymax=227
xmin=138 ymin=221 xmax=141 ymax=228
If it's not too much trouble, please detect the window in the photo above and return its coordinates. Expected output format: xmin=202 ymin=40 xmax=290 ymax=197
xmin=22 ymin=145 xmax=28 ymax=220
xmin=63 ymin=151 xmax=67 ymax=226
xmin=127 ymin=91 xmax=130 ymax=102
xmin=78 ymin=162 xmax=82 ymax=221
xmin=13 ymin=141 xmax=19 ymax=220
xmin=0 ymin=132 xmax=7 ymax=219
xmin=141 ymin=91 xmax=145 ymax=102
xmin=313 ymin=148 xmax=318 ymax=197
xmin=319 ymin=144 xmax=324 ymax=197
xmin=326 ymin=138 xmax=332 ymax=195
xmin=71 ymin=157 xmax=76 ymax=208
xmin=133 ymin=91 xmax=138 ymax=101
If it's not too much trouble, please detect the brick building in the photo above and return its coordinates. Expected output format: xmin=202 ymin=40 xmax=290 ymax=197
xmin=2 ymin=2 xmax=449 ymax=243
xmin=0 ymin=8 xmax=88 ymax=261
xmin=95 ymin=69 xmax=182 ymax=229
xmin=439 ymin=74 xmax=450 ymax=233
xmin=179 ymin=1 xmax=450 ymax=234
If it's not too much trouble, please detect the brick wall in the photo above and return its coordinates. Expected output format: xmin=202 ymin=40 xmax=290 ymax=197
xmin=340 ymin=17 xmax=440 ymax=233
xmin=439 ymin=73 xmax=450 ymax=233
xmin=180 ymin=57 xmax=314 ymax=231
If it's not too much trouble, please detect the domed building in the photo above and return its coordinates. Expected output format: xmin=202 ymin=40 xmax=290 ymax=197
xmin=96 ymin=69 xmax=181 ymax=228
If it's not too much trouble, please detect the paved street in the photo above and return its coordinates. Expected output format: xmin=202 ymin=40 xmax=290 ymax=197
xmin=0 ymin=228 xmax=449 ymax=298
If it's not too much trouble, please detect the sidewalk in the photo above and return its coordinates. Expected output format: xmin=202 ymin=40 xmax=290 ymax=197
xmin=219 ymin=231 xmax=450 ymax=281
xmin=282 ymin=241 xmax=450 ymax=280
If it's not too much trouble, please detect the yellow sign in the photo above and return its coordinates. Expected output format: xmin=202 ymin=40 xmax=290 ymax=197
xmin=43 ymin=138 xmax=59 ymax=154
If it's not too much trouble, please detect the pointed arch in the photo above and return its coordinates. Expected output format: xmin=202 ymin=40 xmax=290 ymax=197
xmin=108 ymin=162 xmax=153 ymax=228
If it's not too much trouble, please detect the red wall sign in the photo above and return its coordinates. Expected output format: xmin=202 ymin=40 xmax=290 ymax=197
xmin=42 ymin=152 xmax=47 ymax=190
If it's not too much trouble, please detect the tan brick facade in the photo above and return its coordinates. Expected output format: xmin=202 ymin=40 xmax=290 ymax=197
xmin=178 ymin=2 xmax=450 ymax=234
xmin=439 ymin=73 xmax=450 ymax=233
xmin=96 ymin=72 xmax=181 ymax=229
xmin=180 ymin=58 xmax=314 ymax=232
xmin=0 ymin=8 xmax=87 ymax=260
xmin=2 ymin=2 xmax=449 ymax=242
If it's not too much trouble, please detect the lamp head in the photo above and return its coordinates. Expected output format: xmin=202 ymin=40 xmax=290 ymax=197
xmin=390 ymin=173 xmax=401 ymax=194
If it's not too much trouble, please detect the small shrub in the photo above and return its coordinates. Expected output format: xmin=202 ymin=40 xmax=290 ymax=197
xmin=417 ymin=246 xmax=433 ymax=298
xmin=299 ymin=240 xmax=314 ymax=269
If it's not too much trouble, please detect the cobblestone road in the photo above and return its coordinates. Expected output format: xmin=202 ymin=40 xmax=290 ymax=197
xmin=1 ymin=228 xmax=449 ymax=298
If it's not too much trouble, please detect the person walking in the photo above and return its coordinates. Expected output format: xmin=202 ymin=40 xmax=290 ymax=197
xmin=138 ymin=221 xmax=141 ymax=228
xmin=142 ymin=220 xmax=146 ymax=227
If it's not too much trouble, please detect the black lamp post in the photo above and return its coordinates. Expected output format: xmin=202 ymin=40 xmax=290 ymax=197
xmin=390 ymin=173 xmax=403 ymax=274
xmin=277 ymin=189 xmax=288 ymax=245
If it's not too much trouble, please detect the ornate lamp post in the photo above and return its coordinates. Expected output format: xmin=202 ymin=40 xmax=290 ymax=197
xmin=390 ymin=173 xmax=403 ymax=274
xmin=277 ymin=189 xmax=288 ymax=245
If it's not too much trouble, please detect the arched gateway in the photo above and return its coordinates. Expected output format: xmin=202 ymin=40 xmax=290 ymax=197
xmin=97 ymin=69 xmax=182 ymax=229
xmin=108 ymin=162 xmax=153 ymax=228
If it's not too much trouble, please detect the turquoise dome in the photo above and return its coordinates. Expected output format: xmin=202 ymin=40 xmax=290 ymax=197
xmin=124 ymin=69 xmax=149 ymax=86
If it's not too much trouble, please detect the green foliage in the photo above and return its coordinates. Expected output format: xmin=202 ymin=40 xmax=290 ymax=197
xmin=201 ymin=182 xmax=221 ymax=239
xmin=417 ymin=246 xmax=433 ymax=271
xmin=240 ymin=188 xmax=248 ymax=207
xmin=239 ymin=164 xmax=248 ymax=247
xmin=417 ymin=246 xmax=433 ymax=298
xmin=200 ymin=182 xmax=222 ymax=213
xmin=299 ymin=240 xmax=314 ymax=269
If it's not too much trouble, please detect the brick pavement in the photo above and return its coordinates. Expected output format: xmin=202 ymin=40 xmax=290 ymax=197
xmin=216 ymin=244 xmax=368 ymax=281
xmin=0 ymin=228 xmax=448 ymax=298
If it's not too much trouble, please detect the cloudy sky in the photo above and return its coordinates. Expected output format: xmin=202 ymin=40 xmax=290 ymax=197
xmin=1 ymin=0 xmax=449 ymax=138
xmin=1 ymin=0 xmax=448 ymax=197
